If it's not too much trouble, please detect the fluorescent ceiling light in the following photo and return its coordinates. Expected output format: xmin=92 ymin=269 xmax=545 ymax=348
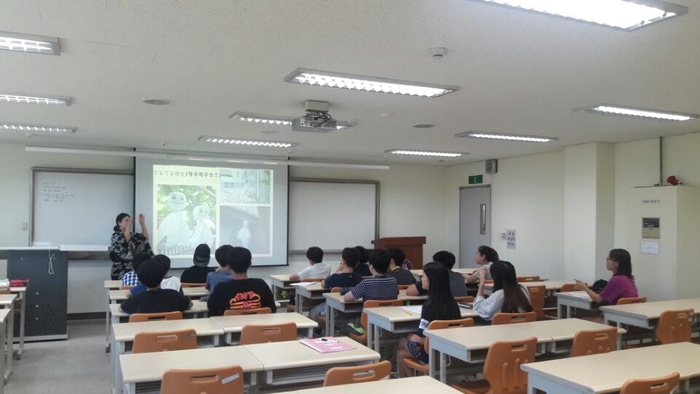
xmin=470 ymin=0 xmax=687 ymax=31
xmin=284 ymin=68 xmax=459 ymax=98
xmin=1 ymin=122 xmax=75 ymax=133
xmin=0 ymin=94 xmax=71 ymax=106
xmin=229 ymin=112 xmax=295 ymax=126
xmin=575 ymin=104 xmax=698 ymax=121
xmin=0 ymin=31 xmax=60 ymax=55
xmin=199 ymin=136 xmax=297 ymax=148
xmin=388 ymin=150 xmax=464 ymax=158
xmin=459 ymin=131 xmax=557 ymax=143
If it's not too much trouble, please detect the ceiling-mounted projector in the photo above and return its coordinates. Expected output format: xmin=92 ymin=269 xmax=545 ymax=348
xmin=292 ymin=100 xmax=353 ymax=133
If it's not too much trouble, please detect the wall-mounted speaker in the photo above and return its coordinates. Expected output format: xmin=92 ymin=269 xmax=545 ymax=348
xmin=485 ymin=159 xmax=498 ymax=174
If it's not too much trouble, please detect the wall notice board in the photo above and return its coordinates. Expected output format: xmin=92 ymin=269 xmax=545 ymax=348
xmin=31 ymin=168 xmax=134 ymax=247
xmin=288 ymin=178 xmax=379 ymax=253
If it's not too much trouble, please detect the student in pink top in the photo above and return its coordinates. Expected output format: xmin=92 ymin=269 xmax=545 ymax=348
xmin=575 ymin=248 xmax=638 ymax=305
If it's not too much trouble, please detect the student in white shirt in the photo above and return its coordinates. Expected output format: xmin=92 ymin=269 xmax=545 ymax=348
xmin=464 ymin=245 xmax=499 ymax=284
xmin=472 ymin=260 xmax=531 ymax=322
xmin=290 ymin=246 xmax=330 ymax=281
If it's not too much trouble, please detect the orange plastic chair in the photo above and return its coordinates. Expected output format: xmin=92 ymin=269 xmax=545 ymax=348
xmin=569 ymin=327 xmax=617 ymax=357
xmin=454 ymin=296 xmax=475 ymax=303
xmin=452 ymin=337 xmax=537 ymax=394
xmin=516 ymin=276 xmax=540 ymax=282
xmin=120 ymin=285 xmax=135 ymax=290
xmin=323 ymin=360 xmax=392 ymax=387
xmin=617 ymin=296 xmax=647 ymax=305
xmin=128 ymin=311 xmax=183 ymax=323
xmin=133 ymin=329 xmax=197 ymax=353
xmin=491 ymin=312 xmax=536 ymax=325
xmin=0 ymin=288 xmax=10 ymax=295
xmin=656 ymin=309 xmax=693 ymax=344
xmin=330 ymin=287 xmax=342 ymax=293
xmin=223 ymin=307 xmax=272 ymax=316
xmin=620 ymin=372 xmax=680 ymax=394
xmin=239 ymin=322 xmax=297 ymax=345
xmin=403 ymin=318 xmax=475 ymax=375
xmin=558 ymin=283 xmax=578 ymax=293
xmin=526 ymin=286 xmax=546 ymax=320
xmin=347 ymin=299 xmax=403 ymax=345
xmin=161 ymin=365 xmax=244 ymax=394
xmin=181 ymin=282 xmax=206 ymax=288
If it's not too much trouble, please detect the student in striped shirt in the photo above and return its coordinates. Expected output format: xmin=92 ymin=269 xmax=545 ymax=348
xmin=343 ymin=248 xmax=399 ymax=302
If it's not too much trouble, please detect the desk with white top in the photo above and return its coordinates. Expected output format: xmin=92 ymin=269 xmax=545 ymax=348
xmin=210 ymin=313 xmax=318 ymax=344
xmin=601 ymin=298 xmax=700 ymax=329
xmin=322 ymin=290 xmax=427 ymax=335
xmin=109 ymin=300 xmax=209 ymax=325
xmin=410 ymin=268 xmax=476 ymax=280
xmin=293 ymin=283 xmax=328 ymax=315
xmin=484 ymin=280 xmax=575 ymax=296
xmin=555 ymin=291 xmax=597 ymax=319
xmin=120 ymin=345 xmax=263 ymax=394
xmin=8 ymin=287 xmax=26 ymax=360
xmin=108 ymin=287 xmax=209 ymax=303
xmin=270 ymin=274 xmax=297 ymax=306
xmin=290 ymin=375 xmax=463 ymax=393
xmin=0 ymin=309 xmax=8 ymax=393
xmin=522 ymin=342 xmax=700 ymax=393
xmin=364 ymin=305 xmax=479 ymax=352
xmin=0 ymin=295 xmax=16 ymax=384
xmin=111 ymin=317 xmax=224 ymax=393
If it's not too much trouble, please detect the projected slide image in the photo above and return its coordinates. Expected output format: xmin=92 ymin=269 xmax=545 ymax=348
xmin=220 ymin=169 xmax=271 ymax=205
xmin=154 ymin=184 xmax=217 ymax=257
xmin=220 ymin=206 xmax=272 ymax=256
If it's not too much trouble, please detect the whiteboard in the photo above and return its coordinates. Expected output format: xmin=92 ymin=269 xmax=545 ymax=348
xmin=289 ymin=179 xmax=379 ymax=252
xmin=32 ymin=169 xmax=134 ymax=246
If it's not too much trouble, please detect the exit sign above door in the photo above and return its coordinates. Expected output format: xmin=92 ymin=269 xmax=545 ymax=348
xmin=468 ymin=175 xmax=483 ymax=185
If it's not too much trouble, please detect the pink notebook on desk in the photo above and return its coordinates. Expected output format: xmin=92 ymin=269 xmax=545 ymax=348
xmin=299 ymin=337 xmax=355 ymax=353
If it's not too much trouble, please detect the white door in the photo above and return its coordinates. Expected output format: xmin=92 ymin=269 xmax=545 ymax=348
xmin=459 ymin=186 xmax=491 ymax=268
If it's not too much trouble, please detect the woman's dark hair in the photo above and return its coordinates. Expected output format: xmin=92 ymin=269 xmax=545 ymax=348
xmin=114 ymin=213 xmax=130 ymax=232
xmin=609 ymin=248 xmax=633 ymax=278
xmin=341 ymin=247 xmax=359 ymax=268
xmin=477 ymin=245 xmax=499 ymax=263
xmin=422 ymin=262 xmax=460 ymax=322
xmin=490 ymin=261 xmax=532 ymax=313
xmin=355 ymin=245 xmax=369 ymax=264
xmin=432 ymin=250 xmax=456 ymax=269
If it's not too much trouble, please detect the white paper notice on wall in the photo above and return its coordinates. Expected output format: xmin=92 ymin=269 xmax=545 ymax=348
xmin=640 ymin=241 xmax=659 ymax=255
xmin=506 ymin=229 xmax=516 ymax=249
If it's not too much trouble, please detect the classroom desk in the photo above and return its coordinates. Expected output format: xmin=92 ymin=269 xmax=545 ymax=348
xmin=111 ymin=317 xmax=224 ymax=393
xmin=522 ymin=342 xmax=700 ymax=393
xmin=601 ymin=298 xmax=700 ymax=329
xmin=0 ymin=309 xmax=8 ymax=394
xmin=270 ymin=274 xmax=297 ymax=305
xmin=244 ymin=336 xmax=380 ymax=386
xmin=104 ymin=280 xmax=121 ymax=289
xmin=293 ymin=283 xmax=327 ymax=315
xmin=210 ymin=313 xmax=318 ymax=344
xmin=322 ymin=291 xmax=428 ymax=335
xmin=119 ymin=345 xmax=263 ymax=394
xmin=8 ymin=287 xmax=26 ymax=360
xmin=483 ymin=280 xmax=574 ymax=296
xmin=109 ymin=300 xmax=209 ymax=325
xmin=290 ymin=375 xmax=463 ymax=393
xmin=0 ymin=295 xmax=16 ymax=384
xmin=410 ymin=268 xmax=476 ymax=279
xmin=108 ymin=287 xmax=209 ymax=303
xmin=506 ymin=318 xmax=626 ymax=354
xmin=555 ymin=291 xmax=597 ymax=319
xmin=425 ymin=324 xmax=551 ymax=383
xmin=364 ymin=305 xmax=479 ymax=352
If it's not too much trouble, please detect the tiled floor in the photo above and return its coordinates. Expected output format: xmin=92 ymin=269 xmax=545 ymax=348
xmin=5 ymin=319 xmax=110 ymax=394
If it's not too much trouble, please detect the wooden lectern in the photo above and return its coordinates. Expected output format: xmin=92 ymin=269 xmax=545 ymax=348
xmin=371 ymin=237 xmax=427 ymax=269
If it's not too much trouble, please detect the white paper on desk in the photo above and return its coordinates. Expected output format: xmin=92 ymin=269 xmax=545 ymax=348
xmin=291 ymin=282 xmax=319 ymax=287
xmin=402 ymin=305 xmax=422 ymax=315
xmin=562 ymin=291 xmax=592 ymax=300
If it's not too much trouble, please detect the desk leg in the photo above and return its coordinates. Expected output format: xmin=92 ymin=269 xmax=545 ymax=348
xmin=0 ymin=314 xmax=5 ymax=394
xmin=325 ymin=304 xmax=333 ymax=335
xmin=295 ymin=293 xmax=303 ymax=315
xmin=439 ymin=350 xmax=447 ymax=383
xmin=566 ymin=305 xmax=571 ymax=319
xmin=105 ymin=289 xmax=111 ymax=353
xmin=428 ymin=347 xmax=436 ymax=379
xmin=373 ymin=324 xmax=380 ymax=353
xmin=4 ymin=305 xmax=14 ymax=384
xmin=557 ymin=301 xmax=562 ymax=319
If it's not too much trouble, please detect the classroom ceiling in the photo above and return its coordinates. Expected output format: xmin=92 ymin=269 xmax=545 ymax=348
xmin=1 ymin=0 xmax=699 ymax=166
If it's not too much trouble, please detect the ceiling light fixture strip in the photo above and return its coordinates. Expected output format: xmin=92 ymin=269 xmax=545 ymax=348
xmin=390 ymin=150 xmax=463 ymax=157
xmin=591 ymin=105 xmax=694 ymax=121
xmin=230 ymin=112 xmax=294 ymax=126
xmin=284 ymin=68 xmax=459 ymax=98
xmin=200 ymin=136 xmax=297 ymax=148
xmin=0 ymin=94 xmax=71 ymax=106
xmin=473 ymin=0 xmax=687 ymax=31
xmin=0 ymin=31 xmax=60 ymax=54
xmin=1 ymin=123 xmax=75 ymax=133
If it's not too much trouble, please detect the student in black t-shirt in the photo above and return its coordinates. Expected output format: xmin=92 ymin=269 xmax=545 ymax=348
xmin=386 ymin=248 xmax=417 ymax=285
xmin=180 ymin=243 xmax=215 ymax=284
xmin=119 ymin=259 xmax=192 ymax=314
xmin=206 ymin=246 xmax=276 ymax=316
xmin=353 ymin=245 xmax=372 ymax=277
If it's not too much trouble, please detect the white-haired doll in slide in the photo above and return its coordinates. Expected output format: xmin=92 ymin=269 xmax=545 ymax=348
xmin=237 ymin=220 xmax=252 ymax=248
xmin=156 ymin=191 xmax=191 ymax=251
xmin=190 ymin=205 xmax=215 ymax=246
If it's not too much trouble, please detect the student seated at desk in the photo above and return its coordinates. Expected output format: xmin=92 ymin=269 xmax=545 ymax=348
xmin=131 ymin=255 xmax=182 ymax=295
xmin=206 ymin=245 xmax=234 ymax=293
xmin=353 ymin=245 xmax=372 ymax=277
xmin=344 ymin=249 xmax=399 ymax=302
xmin=290 ymin=246 xmax=331 ymax=281
xmin=575 ymin=248 xmax=638 ymax=305
xmin=473 ymin=260 xmax=531 ymax=322
xmin=386 ymin=248 xmax=417 ymax=285
xmin=121 ymin=252 xmax=153 ymax=287
xmin=397 ymin=262 xmax=460 ymax=377
xmin=463 ymin=245 xmax=499 ymax=284
xmin=180 ymin=243 xmax=215 ymax=284
xmin=207 ymin=246 xmax=277 ymax=315
xmin=119 ymin=260 xmax=193 ymax=314
xmin=308 ymin=247 xmax=364 ymax=322
xmin=406 ymin=251 xmax=468 ymax=297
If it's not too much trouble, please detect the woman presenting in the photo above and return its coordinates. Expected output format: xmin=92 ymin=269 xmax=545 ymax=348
xmin=109 ymin=213 xmax=151 ymax=280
